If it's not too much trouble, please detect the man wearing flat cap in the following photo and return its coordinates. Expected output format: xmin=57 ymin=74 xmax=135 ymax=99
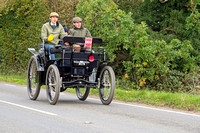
xmin=41 ymin=12 xmax=66 ymax=60
xmin=68 ymin=17 xmax=91 ymax=52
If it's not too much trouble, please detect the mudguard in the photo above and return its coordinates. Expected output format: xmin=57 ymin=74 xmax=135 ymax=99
xmin=96 ymin=62 xmax=107 ymax=82
xmin=63 ymin=36 xmax=103 ymax=44
xmin=28 ymin=48 xmax=45 ymax=71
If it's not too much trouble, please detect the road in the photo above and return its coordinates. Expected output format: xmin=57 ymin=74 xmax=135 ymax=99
xmin=0 ymin=82 xmax=200 ymax=133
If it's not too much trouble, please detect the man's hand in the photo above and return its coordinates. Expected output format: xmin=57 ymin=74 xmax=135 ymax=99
xmin=64 ymin=42 xmax=70 ymax=46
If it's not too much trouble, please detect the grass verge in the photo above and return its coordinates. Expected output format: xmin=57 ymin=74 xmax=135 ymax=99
xmin=0 ymin=74 xmax=199 ymax=112
xmin=0 ymin=74 xmax=27 ymax=85
xmin=114 ymin=89 xmax=200 ymax=112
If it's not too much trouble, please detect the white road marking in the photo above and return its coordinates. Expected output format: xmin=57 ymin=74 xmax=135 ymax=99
xmin=4 ymin=84 xmax=16 ymax=87
xmin=0 ymin=100 xmax=57 ymax=116
xmin=2 ymin=83 xmax=199 ymax=118
xmin=87 ymin=97 xmax=200 ymax=118
xmin=113 ymin=102 xmax=200 ymax=118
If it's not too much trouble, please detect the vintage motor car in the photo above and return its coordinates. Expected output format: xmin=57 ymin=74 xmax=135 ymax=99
xmin=27 ymin=36 xmax=116 ymax=105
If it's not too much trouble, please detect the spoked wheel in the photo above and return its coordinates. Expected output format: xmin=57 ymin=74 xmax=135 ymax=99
xmin=99 ymin=66 xmax=116 ymax=105
xmin=76 ymin=87 xmax=90 ymax=101
xmin=46 ymin=64 xmax=61 ymax=105
xmin=27 ymin=56 xmax=41 ymax=100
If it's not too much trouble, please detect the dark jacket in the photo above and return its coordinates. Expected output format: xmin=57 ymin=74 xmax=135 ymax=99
xmin=63 ymin=25 xmax=68 ymax=33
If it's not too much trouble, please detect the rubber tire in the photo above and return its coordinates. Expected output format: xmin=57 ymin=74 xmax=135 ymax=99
xmin=99 ymin=66 xmax=116 ymax=105
xmin=76 ymin=87 xmax=90 ymax=101
xmin=46 ymin=64 xmax=61 ymax=105
xmin=27 ymin=56 xmax=41 ymax=100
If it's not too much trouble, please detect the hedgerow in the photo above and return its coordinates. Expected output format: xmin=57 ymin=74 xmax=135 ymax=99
xmin=0 ymin=0 xmax=81 ymax=74
xmin=0 ymin=0 xmax=48 ymax=73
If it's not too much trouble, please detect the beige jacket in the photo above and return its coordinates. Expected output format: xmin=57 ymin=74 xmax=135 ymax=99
xmin=41 ymin=22 xmax=66 ymax=45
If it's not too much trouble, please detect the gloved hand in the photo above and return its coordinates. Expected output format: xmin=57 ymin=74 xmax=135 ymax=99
xmin=48 ymin=34 xmax=54 ymax=41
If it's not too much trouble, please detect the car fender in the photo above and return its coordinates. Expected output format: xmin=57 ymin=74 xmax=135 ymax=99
xmin=28 ymin=48 xmax=45 ymax=71
xmin=96 ymin=62 xmax=107 ymax=82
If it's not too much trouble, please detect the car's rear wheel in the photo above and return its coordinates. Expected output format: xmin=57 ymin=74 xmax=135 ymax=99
xmin=76 ymin=87 xmax=90 ymax=101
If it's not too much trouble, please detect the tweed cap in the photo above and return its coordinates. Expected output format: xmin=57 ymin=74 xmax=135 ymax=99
xmin=50 ymin=12 xmax=59 ymax=17
xmin=72 ymin=17 xmax=82 ymax=23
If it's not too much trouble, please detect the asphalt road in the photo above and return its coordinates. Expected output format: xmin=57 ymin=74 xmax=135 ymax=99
xmin=0 ymin=82 xmax=200 ymax=133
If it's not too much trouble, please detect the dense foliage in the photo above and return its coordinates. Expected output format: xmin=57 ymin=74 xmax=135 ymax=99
xmin=120 ymin=0 xmax=200 ymax=62
xmin=114 ymin=0 xmax=200 ymax=91
xmin=0 ymin=0 xmax=78 ymax=73
xmin=115 ymin=0 xmax=200 ymax=64
xmin=76 ymin=0 xmax=199 ymax=91
xmin=0 ymin=0 xmax=48 ymax=73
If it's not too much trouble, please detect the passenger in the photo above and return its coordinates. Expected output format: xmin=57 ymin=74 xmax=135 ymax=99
xmin=68 ymin=17 xmax=91 ymax=52
xmin=41 ymin=12 xmax=66 ymax=60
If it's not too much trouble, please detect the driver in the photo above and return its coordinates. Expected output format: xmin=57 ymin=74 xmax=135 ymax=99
xmin=41 ymin=12 xmax=66 ymax=60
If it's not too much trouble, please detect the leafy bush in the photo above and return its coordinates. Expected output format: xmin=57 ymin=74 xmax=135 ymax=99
xmin=76 ymin=0 xmax=198 ymax=91
xmin=116 ymin=0 xmax=200 ymax=66
xmin=76 ymin=0 xmax=149 ymax=67
xmin=0 ymin=0 xmax=48 ymax=73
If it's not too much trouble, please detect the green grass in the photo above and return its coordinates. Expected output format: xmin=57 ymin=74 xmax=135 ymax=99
xmin=114 ymin=89 xmax=200 ymax=111
xmin=0 ymin=73 xmax=199 ymax=112
xmin=0 ymin=74 xmax=27 ymax=85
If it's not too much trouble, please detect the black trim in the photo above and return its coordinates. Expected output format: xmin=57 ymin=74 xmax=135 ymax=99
xmin=62 ymin=79 xmax=97 ymax=88
xmin=63 ymin=36 xmax=103 ymax=44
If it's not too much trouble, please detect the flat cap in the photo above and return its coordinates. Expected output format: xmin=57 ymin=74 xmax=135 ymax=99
xmin=50 ymin=12 xmax=59 ymax=17
xmin=73 ymin=17 xmax=82 ymax=23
